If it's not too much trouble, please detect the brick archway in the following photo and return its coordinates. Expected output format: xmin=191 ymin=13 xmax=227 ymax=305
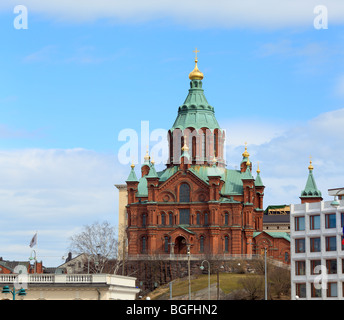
xmin=174 ymin=236 xmax=187 ymax=254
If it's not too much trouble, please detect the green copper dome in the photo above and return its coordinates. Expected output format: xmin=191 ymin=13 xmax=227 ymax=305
xmin=171 ymin=79 xmax=221 ymax=131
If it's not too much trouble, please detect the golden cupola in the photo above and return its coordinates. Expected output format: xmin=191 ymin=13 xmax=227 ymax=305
xmin=189 ymin=48 xmax=204 ymax=80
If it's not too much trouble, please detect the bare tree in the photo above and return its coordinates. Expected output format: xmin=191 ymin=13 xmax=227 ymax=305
xmin=269 ymin=266 xmax=291 ymax=299
xmin=69 ymin=221 xmax=122 ymax=274
xmin=239 ymin=276 xmax=264 ymax=300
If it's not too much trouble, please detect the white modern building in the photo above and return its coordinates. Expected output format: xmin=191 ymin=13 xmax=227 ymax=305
xmin=290 ymin=187 xmax=344 ymax=300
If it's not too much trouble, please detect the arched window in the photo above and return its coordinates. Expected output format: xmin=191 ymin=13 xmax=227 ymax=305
xmin=200 ymin=236 xmax=205 ymax=253
xmin=179 ymin=183 xmax=190 ymax=202
xmin=201 ymin=132 xmax=206 ymax=160
xmin=196 ymin=213 xmax=201 ymax=225
xmin=204 ymin=213 xmax=209 ymax=226
xmin=225 ymin=236 xmax=229 ymax=252
xmin=142 ymin=236 xmax=147 ymax=253
xmin=169 ymin=213 xmax=173 ymax=226
xmin=142 ymin=214 xmax=146 ymax=227
xmin=164 ymin=236 xmax=169 ymax=253
xmin=224 ymin=213 xmax=229 ymax=226
xmin=161 ymin=213 xmax=166 ymax=226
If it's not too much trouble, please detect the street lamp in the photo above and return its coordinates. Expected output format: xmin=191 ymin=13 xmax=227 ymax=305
xmin=186 ymin=243 xmax=191 ymax=300
xmin=200 ymin=260 xmax=210 ymax=300
xmin=2 ymin=286 xmax=26 ymax=300
xmin=216 ymin=265 xmax=224 ymax=300
xmin=331 ymin=196 xmax=340 ymax=208
xmin=329 ymin=188 xmax=344 ymax=208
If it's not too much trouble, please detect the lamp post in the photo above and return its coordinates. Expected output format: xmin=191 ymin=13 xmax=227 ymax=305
xmin=29 ymin=250 xmax=37 ymax=273
xmin=264 ymin=247 xmax=267 ymax=300
xmin=261 ymin=239 xmax=268 ymax=300
xmin=200 ymin=260 xmax=210 ymax=300
xmin=2 ymin=286 xmax=26 ymax=300
xmin=216 ymin=265 xmax=224 ymax=300
xmin=186 ymin=243 xmax=191 ymax=300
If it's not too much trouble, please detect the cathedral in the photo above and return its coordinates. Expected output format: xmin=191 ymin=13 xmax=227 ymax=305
xmin=124 ymin=52 xmax=266 ymax=257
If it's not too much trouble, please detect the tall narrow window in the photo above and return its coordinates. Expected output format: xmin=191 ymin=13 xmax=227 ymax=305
xmin=224 ymin=236 xmax=229 ymax=252
xmin=179 ymin=209 xmax=190 ymax=225
xmin=200 ymin=236 xmax=204 ymax=253
xmin=214 ymin=133 xmax=217 ymax=157
xmin=197 ymin=213 xmax=201 ymax=225
xmin=204 ymin=213 xmax=209 ymax=226
xmin=142 ymin=214 xmax=146 ymax=227
xmin=224 ymin=213 xmax=229 ymax=226
xmin=295 ymin=260 xmax=306 ymax=275
xmin=169 ymin=213 xmax=173 ymax=226
xmin=142 ymin=236 xmax=147 ymax=253
xmin=179 ymin=183 xmax=190 ymax=202
xmin=164 ymin=236 xmax=169 ymax=253
xmin=161 ymin=213 xmax=165 ymax=226
xmin=202 ymin=132 xmax=206 ymax=160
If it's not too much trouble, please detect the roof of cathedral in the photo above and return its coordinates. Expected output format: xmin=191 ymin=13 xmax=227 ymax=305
xmin=300 ymin=160 xmax=322 ymax=198
xmin=171 ymin=54 xmax=220 ymax=132
xmin=253 ymin=231 xmax=291 ymax=242
xmin=133 ymin=164 xmax=263 ymax=198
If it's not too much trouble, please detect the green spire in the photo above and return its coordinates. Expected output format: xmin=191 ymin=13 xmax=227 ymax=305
xmin=126 ymin=162 xmax=138 ymax=182
xmin=255 ymin=162 xmax=264 ymax=187
xmin=146 ymin=158 xmax=159 ymax=178
xmin=300 ymin=160 xmax=322 ymax=198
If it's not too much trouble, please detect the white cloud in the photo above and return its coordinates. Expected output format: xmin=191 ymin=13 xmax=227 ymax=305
xmin=228 ymin=108 xmax=344 ymax=207
xmin=3 ymin=0 xmax=344 ymax=28
xmin=0 ymin=148 xmax=127 ymax=266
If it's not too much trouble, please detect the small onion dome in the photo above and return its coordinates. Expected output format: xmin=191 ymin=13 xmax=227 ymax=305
xmin=308 ymin=160 xmax=314 ymax=171
xmin=242 ymin=143 xmax=250 ymax=158
xmin=189 ymin=58 xmax=204 ymax=80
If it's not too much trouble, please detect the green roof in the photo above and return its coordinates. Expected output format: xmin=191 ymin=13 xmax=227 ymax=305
xmin=146 ymin=163 xmax=158 ymax=178
xmin=133 ymin=164 xmax=259 ymax=198
xmin=253 ymin=231 xmax=290 ymax=242
xmin=255 ymin=172 xmax=264 ymax=187
xmin=126 ymin=167 xmax=138 ymax=182
xmin=171 ymin=79 xmax=221 ymax=131
xmin=300 ymin=169 xmax=322 ymax=198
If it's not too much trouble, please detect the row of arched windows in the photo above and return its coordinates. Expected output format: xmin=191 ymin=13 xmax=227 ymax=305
xmin=139 ymin=235 xmax=230 ymax=254
xmin=168 ymin=128 xmax=225 ymax=165
xmin=139 ymin=211 xmax=231 ymax=227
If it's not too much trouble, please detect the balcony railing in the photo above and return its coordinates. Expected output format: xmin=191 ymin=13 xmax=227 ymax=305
xmin=0 ymin=273 xmax=107 ymax=284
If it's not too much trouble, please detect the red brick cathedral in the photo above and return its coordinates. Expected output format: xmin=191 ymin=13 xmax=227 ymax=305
xmin=125 ymin=54 xmax=265 ymax=257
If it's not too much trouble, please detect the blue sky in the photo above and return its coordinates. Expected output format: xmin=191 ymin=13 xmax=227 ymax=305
xmin=0 ymin=0 xmax=344 ymax=267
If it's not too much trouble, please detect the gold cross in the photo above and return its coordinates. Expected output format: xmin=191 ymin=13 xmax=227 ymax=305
xmin=193 ymin=48 xmax=200 ymax=60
